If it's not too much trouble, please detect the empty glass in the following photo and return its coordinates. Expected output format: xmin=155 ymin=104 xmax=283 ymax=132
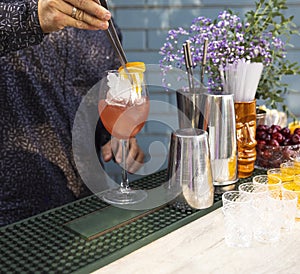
xmin=282 ymin=181 xmax=300 ymax=221
xmin=239 ymin=183 xmax=281 ymax=243
xmin=222 ymin=191 xmax=253 ymax=247
xmin=269 ymin=189 xmax=298 ymax=231
xmin=238 ymin=182 xmax=268 ymax=208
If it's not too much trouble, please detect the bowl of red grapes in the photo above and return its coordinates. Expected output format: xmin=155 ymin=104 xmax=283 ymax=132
xmin=255 ymin=124 xmax=300 ymax=168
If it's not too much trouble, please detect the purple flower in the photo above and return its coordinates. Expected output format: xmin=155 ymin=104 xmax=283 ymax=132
xmin=159 ymin=10 xmax=286 ymax=91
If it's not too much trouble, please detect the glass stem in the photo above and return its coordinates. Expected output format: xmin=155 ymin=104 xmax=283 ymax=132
xmin=120 ymin=139 xmax=129 ymax=190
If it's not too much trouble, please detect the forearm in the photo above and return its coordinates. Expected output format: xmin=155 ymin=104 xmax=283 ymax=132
xmin=0 ymin=0 xmax=45 ymax=55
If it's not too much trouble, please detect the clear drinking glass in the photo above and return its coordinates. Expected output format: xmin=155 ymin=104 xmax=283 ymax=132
xmin=98 ymin=65 xmax=150 ymax=204
xmin=282 ymin=181 xmax=300 ymax=221
xmin=222 ymin=191 xmax=253 ymax=248
xmin=239 ymin=182 xmax=281 ymax=243
xmin=293 ymin=156 xmax=300 ymax=175
xmin=268 ymin=189 xmax=298 ymax=231
xmin=238 ymin=182 xmax=268 ymax=208
xmin=267 ymin=168 xmax=293 ymax=183
xmin=252 ymin=174 xmax=281 ymax=190
xmin=280 ymin=161 xmax=297 ymax=179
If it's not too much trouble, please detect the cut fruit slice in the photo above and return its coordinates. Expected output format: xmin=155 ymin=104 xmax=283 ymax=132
xmin=118 ymin=62 xmax=146 ymax=95
xmin=118 ymin=62 xmax=146 ymax=73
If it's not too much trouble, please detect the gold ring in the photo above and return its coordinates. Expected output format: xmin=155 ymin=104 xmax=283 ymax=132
xmin=71 ymin=7 xmax=77 ymax=18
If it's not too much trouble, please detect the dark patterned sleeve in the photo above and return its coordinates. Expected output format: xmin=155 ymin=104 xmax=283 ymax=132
xmin=0 ymin=0 xmax=45 ymax=55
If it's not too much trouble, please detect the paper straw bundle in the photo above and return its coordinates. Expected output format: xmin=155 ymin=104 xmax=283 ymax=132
xmin=219 ymin=59 xmax=264 ymax=102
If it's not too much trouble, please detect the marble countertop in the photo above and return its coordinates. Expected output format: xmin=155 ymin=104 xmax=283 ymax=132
xmin=93 ymin=207 xmax=300 ymax=274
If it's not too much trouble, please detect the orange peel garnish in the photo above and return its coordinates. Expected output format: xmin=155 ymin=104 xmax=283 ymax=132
xmin=118 ymin=62 xmax=146 ymax=95
xmin=118 ymin=62 xmax=146 ymax=73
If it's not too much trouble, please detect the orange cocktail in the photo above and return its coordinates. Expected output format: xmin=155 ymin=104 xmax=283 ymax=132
xmin=267 ymin=168 xmax=293 ymax=183
xmin=99 ymin=98 xmax=149 ymax=139
xmin=253 ymin=174 xmax=281 ymax=190
xmin=98 ymin=61 xmax=149 ymax=139
xmin=97 ymin=62 xmax=150 ymax=205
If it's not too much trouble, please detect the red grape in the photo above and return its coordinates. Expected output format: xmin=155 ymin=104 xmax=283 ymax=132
xmin=280 ymin=127 xmax=290 ymax=137
xmin=271 ymin=124 xmax=282 ymax=132
xmin=294 ymin=128 xmax=300 ymax=136
xmin=257 ymin=125 xmax=268 ymax=131
xmin=292 ymin=133 xmax=300 ymax=144
xmin=256 ymin=130 xmax=267 ymax=140
xmin=272 ymin=132 xmax=284 ymax=144
xmin=268 ymin=139 xmax=280 ymax=146
xmin=267 ymin=127 xmax=274 ymax=134
xmin=257 ymin=140 xmax=266 ymax=145
xmin=265 ymin=134 xmax=271 ymax=142
xmin=283 ymin=138 xmax=292 ymax=146
xmin=255 ymin=124 xmax=300 ymax=169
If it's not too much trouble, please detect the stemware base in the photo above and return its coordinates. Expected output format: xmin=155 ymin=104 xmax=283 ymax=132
xmin=100 ymin=187 xmax=147 ymax=205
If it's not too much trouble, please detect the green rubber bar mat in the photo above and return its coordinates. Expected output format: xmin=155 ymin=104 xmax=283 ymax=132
xmin=64 ymin=205 xmax=165 ymax=241
xmin=0 ymin=169 xmax=265 ymax=274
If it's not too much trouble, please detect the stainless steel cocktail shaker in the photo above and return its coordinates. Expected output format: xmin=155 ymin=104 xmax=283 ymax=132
xmin=199 ymin=93 xmax=237 ymax=186
xmin=177 ymin=91 xmax=238 ymax=189
xmin=167 ymin=128 xmax=214 ymax=209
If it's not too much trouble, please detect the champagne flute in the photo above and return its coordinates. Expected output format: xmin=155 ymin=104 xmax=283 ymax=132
xmin=98 ymin=63 xmax=149 ymax=204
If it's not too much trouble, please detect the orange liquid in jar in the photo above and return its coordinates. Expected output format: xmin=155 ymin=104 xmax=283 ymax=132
xmin=98 ymin=98 xmax=150 ymax=140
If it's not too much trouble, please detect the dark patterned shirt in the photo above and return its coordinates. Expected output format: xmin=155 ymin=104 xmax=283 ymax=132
xmin=0 ymin=0 xmax=45 ymax=55
xmin=0 ymin=7 xmax=120 ymax=225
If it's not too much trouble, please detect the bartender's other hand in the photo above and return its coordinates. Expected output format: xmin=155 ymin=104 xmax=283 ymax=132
xmin=38 ymin=0 xmax=111 ymax=33
xmin=101 ymin=137 xmax=145 ymax=173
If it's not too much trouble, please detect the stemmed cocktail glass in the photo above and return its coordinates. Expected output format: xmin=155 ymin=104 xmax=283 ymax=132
xmin=98 ymin=63 xmax=149 ymax=205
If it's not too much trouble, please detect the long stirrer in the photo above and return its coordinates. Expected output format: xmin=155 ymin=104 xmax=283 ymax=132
xmin=98 ymin=0 xmax=127 ymax=65
xmin=200 ymin=39 xmax=208 ymax=84
xmin=98 ymin=0 xmax=133 ymax=83
xmin=183 ymin=41 xmax=197 ymax=128
xmin=183 ymin=41 xmax=194 ymax=92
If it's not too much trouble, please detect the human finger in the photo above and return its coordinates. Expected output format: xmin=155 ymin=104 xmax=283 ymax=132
xmin=65 ymin=0 xmax=111 ymax=23
xmin=68 ymin=5 xmax=109 ymax=30
xmin=38 ymin=0 xmax=111 ymax=33
xmin=65 ymin=0 xmax=111 ymax=29
xmin=101 ymin=141 xmax=113 ymax=162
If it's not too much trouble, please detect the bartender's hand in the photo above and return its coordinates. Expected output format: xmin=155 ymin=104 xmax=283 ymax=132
xmin=101 ymin=137 xmax=145 ymax=173
xmin=38 ymin=0 xmax=111 ymax=33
